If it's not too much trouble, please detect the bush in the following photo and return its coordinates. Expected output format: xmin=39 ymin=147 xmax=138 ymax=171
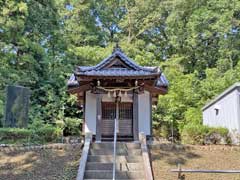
xmin=181 ymin=124 xmax=230 ymax=145
xmin=0 ymin=121 xmax=63 ymax=144
xmin=0 ymin=128 xmax=32 ymax=143
xmin=208 ymin=127 xmax=228 ymax=137
xmin=152 ymin=121 xmax=169 ymax=138
xmin=181 ymin=124 xmax=209 ymax=144
xmin=29 ymin=120 xmax=62 ymax=143
xmin=63 ymin=118 xmax=82 ymax=136
xmin=34 ymin=125 xmax=62 ymax=142
xmin=205 ymin=127 xmax=230 ymax=144
xmin=184 ymin=108 xmax=202 ymax=125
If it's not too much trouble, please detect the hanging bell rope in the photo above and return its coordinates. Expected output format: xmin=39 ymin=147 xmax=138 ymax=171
xmin=96 ymin=86 xmax=140 ymax=92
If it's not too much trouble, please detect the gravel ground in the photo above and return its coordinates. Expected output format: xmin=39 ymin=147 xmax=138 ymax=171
xmin=151 ymin=145 xmax=240 ymax=180
xmin=0 ymin=145 xmax=82 ymax=180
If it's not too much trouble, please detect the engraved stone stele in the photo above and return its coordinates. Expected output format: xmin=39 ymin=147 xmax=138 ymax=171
xmin=4 ymin=85 xmax=30 ymax=128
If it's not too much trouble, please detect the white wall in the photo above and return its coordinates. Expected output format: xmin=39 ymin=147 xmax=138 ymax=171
xmin=203 ymin=89 xmax=240 ymax=133
xmin=84 ymin=90 xmax=152 ymax=136
xmin=138 ymin=91 xmax=151 ymax=135
xmin=85 ymin=91 xmax=97 ymax=134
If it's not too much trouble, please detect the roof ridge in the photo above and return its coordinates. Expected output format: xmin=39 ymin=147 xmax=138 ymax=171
xmin=202 ymin=82 xmax=240 ymax=110
xmin=76 ymin=48 xmax=161 ymax=73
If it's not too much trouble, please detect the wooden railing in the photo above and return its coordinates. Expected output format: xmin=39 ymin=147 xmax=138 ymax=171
xmin=76 ymin=133 xmax=92 ymax=180
xmin=139 ymin=132 xmax=154 ymax=180
xmin=171 ymin=164 xmax=240 ymax=180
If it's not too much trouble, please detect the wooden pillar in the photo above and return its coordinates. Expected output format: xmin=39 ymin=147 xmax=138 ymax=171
xmin=96 ymin=94 xmax=102 ymax=142
xmin=82 ymin=92 xmax=86 ymax=134
xmin=150 ymin=94 xmax=153 ymax=136
xmin=133 ymin=92 xmax=139 ymax=141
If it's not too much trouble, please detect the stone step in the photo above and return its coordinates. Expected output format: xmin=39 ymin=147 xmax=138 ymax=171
xmin=87 ymin=155 xmax=143 ymax=163
xmin=84 ymin=170 xmax=144 ymax=179
xmin=86 ymin=162 xmax=144 ymax=171
xmin=84 ymin=179 xmax=145 ymax=180
xmin=89 ymin=149 xmax=142 ymax=156
xmin=91 ymin=142 xmax=141 ymax=150
xmin=101 ymin=136 xmax=134 ymax=142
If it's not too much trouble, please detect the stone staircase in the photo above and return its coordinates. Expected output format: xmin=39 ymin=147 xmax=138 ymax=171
xmin=84 ymin=142 xmax=145 ymax=180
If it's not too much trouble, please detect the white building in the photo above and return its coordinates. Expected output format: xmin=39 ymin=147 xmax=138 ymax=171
xmin=67 ymin=46 xmax=168 ymax=141
xmin=202 ymin=82 xmax=240 ymax=143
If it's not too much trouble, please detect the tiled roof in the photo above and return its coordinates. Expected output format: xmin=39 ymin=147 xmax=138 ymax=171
xmin=68 ymin=47 xmax=169 ymax=88
xmin=156 ymin=73 xmax=169 ymax=87
xmin=202 ymin=82 xmax=240 ymax=110
xmin=67 ymin=74 xmax=79 ymax=87
xmin=75 ymin=48 xmax=160 ymax=74
xmin=76 ymin=69 xmax=158 ymax=76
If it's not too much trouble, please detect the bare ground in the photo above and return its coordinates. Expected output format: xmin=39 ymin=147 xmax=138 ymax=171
xmin=1 ymin=144 xmax=240 ymax=180
xmin=151 ymin=145 xmax=240 ymax=180
xmin=0 ymin=145 xmax=81 ymax=180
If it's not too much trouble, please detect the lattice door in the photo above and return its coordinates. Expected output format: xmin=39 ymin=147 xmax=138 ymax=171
xmin=101 ymin=102 xmax=133 ymax=137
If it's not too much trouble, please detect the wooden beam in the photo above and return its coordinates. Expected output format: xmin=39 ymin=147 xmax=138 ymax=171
xmin=133 ymin=92 xmax=139 ymax=141
xmin=68 ymin=83 xmax=92 ymax=94
xmin=96 ymin=94 xmax=102 ymax=142
xmin=76 ymin=74 xmax=160 ymax=81
xmin=144 ymin=84 xmax=168 ymax=94
xmin=103 ymin=57 xmax=132 ymax=70
xmin=82 ymin=92 xmax=86 ymax=134
xmin=150 ymin=93 xmax=153 ymax=136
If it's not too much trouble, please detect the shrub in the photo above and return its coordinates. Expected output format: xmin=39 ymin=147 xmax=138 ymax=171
xmin=153 ymin=121 xmax=169 ymax=138
xmin=205 ymin=127 xmax=230 ymax=144
xmin=153 ymin=120 xmax=180 ymax=141
xmin=63 ymin=118 xmax=82 ymax=136
xmin=208 ymin=127 xmax=228 ymax=137
xmin=34 ymin=125 xmax=62 ymax=142
xmin=29 ymin=120 xmax=62 ymax=143
xmin=184 ymin=108 xmax=202 ymax=125
xmin=159 ymin=125 xmax=170 ymax=138
xmin=181 ymin=124 xmax=230 ymax=145
xmin=0 ymin=128 xmax=32 ymax=143
xmin=181 ymin=124 xmax=209 ymax=144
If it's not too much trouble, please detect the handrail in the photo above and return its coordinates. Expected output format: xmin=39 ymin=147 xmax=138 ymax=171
xmin=113 ymin=118 xmax=117 ymax=180
xmin=113 ymin=101 xmax=119 ymax=180
xmin=139 ymin=132 xmax=154 ymax=180
xmin=171 ymin=164 xmax=240 ymax=180
xmin=76 ymin=133 xmax=92 ymax=180
xmin=171 ymin=169 xmax=240 ymax=173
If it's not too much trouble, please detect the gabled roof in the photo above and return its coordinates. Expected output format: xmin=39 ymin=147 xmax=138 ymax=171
xmin=202 ymin=82 xmax=240 ymax=111
xmin=68 ymin=46 xmax=169 ymax=90
xmin=74 ymin=46 xmax=161 ymax=76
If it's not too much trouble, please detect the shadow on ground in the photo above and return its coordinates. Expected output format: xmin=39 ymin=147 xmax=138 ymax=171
xmin=150 ymin=144 xmax=240 ymax=180
xmin=150 ymin=143 xmax=201 ymax=166
xmin=0 ymin=146 xmax=81 ymax=180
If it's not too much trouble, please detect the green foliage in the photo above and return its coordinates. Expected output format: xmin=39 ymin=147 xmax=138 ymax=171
xmin=181 ymin=124 xmax=209 ymax=145
xmin=206 ymin=127 xmax=231 ymax=144
xmin=181 ymin=124 xmax=230 ymax=145
xmin=0 ymin=128 xmax=32 ymax=144
xmin=184 ymin=108 xmax=202 ymax=127
xmin=1 ymin=0 xmax=240 ymax=142
xmin=63 ymin=118 xmax=82 ymax=136
xmin=208 ymin=127 xmax=229 ymax=137
xmin=34 ymin=126 xmax=62 ymax=143
xmin=29 ymin=120 xmax=62 ymax=143
xmin=154 ymin=124 xmax=171 ymax=139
